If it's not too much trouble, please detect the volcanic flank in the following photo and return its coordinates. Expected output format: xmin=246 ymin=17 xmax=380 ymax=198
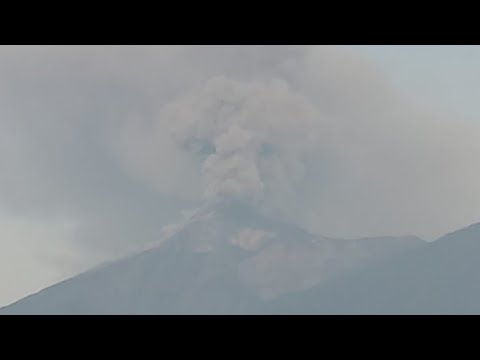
xmin=0 ymin=199 xmax=423 ymax=314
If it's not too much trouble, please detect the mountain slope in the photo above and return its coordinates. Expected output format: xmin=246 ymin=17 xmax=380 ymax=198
xmin=266 ymin=223 xmax=480 ymax=314
xmin=0 ymin=200 xmax=424 ymax=315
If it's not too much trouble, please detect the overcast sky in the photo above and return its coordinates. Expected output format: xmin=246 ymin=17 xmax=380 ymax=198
xmin=1 ymin=45 xmax=480 ymax=307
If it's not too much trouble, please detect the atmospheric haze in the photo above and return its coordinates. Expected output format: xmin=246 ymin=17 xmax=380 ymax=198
xmin=1 ymin=45 xmax=480 ymax=307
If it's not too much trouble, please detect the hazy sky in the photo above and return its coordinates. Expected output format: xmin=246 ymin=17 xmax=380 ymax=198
xmin=1 ymin=45 xmax=480 ymax=307
xmin=348 ymin=45 xmax=480 ymax=120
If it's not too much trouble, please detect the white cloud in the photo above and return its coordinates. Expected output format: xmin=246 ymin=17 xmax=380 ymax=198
xmin=231 ymin=228 xmax=274 ymax=251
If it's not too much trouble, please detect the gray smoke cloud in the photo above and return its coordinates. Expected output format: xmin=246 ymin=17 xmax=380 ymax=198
xmin=163 ymin=76 xmax=323 ymax=213
xmin=1 ymin=45 xmax=480 ymax=274
xmin=116 ymin=46 xmax=480 ymax=239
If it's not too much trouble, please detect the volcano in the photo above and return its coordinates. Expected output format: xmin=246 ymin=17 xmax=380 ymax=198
xmin=0 ymin=200 xmax=424 ymax=314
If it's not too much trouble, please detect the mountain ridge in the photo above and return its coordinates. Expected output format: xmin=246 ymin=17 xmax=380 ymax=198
xmin=266 ymin=220 xmax=480 ymax=314
xmin=0 ymin=201 xmax=428 ymax=314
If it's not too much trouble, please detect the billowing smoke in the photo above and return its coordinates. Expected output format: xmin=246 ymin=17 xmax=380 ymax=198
xmin=113 ymin=46 xmax=480 ymax=240
xmin=1 ymin=45 xmax=480 ymax=272
xmin=160 ymin=76 xmax=323 ymax=214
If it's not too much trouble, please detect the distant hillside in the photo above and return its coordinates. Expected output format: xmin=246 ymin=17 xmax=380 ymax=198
xmin=266 ymin=223 xmax=480 ymax=314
